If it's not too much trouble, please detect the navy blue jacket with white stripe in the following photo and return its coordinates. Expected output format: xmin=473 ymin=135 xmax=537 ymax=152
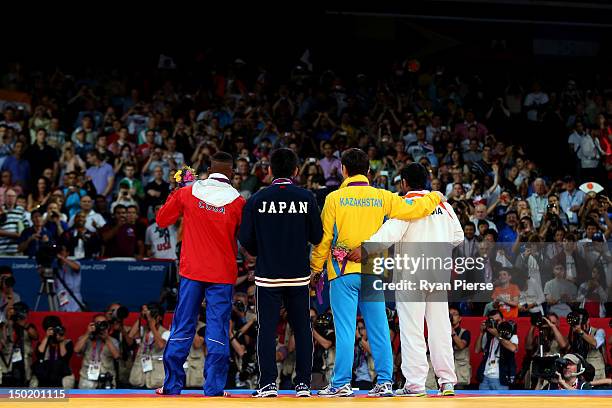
xmin=238 ymin=179 xmax=323 ymax=287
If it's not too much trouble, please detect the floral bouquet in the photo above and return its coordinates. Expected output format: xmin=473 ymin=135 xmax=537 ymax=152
xmin=173 ymin=165 xmax=197 ymax=188
xmin=331 ymin=242 xmax=351 ymax=276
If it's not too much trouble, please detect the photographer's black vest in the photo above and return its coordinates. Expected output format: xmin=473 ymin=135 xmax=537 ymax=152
xmin=477 ymin=334 xmax=517 ymax=386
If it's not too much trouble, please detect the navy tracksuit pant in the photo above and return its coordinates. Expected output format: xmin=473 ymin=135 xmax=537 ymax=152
xmin=162 ymin=277 xmax=233 ymax=396
xmin=256 ymin=284 xmax=312 ymax=387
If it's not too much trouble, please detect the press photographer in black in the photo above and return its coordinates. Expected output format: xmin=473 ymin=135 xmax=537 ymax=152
xmin=33 ymin=315 xmax=74 ymax=388
xmin=229 ymin=292 xmax=258 ymax=389
xmin=475 ymin=310 xmax=518 ymax=390
xmin=0 ymin=302 xmax=38 ymax=386
xmin=0 ymin=266 xmax=20 ymax=322
xmin=75 ymin=314 xmax=120 ymax=389
xmin=310 ymin=308 xmax=335 ymax=390
xmin=566 ymin=308 xmax=607 ymax=381
xmin=106 ymin=302 xmax=133 ymax=387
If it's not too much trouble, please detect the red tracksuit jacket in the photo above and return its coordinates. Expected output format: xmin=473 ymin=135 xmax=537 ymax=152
xmin=156 ymin=174 xmax=246 ymax=284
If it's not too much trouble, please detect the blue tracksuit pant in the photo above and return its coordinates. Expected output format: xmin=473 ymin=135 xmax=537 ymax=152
xmin=329 ymin=273 xmax=392 ymax=387
xmin=162 ymin=277 xmax=233 ymax=396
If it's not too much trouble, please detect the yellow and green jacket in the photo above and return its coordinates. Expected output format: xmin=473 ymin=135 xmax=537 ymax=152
xmin=310 ymin=174 xmax=442 ymax=280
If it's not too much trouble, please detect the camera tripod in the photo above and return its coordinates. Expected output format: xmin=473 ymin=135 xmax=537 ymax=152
xmin=34 ymin=267 xmax=59 ymax=312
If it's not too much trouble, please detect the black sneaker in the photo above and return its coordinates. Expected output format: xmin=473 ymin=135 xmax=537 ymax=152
xmin=295 ymin=383 xmax=311 ymax=398
xmin=252 ymin=383 xmax=278 ymax=398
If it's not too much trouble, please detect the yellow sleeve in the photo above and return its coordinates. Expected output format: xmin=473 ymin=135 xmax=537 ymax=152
xmin=382 ymin=190 xmax=441 ymax=221
xmin=310 ymin=194 xmax=336 ymax=273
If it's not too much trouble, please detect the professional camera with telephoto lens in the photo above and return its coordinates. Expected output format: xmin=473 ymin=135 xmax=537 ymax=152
xmin=566 ymin=311 xmax=581 ymax=327
xmin=233 ymin=300 xmax=247 ymax=313
xmin=52 ymin=325 xmax=65 ymax=336
xmin=0 ymin=274 xmax=15 ymax=288
xmin=497 ymin=321 xmax=515 ymax=340
xmin=90 ymin=321 xmax=109 ymax=339
xmin=111 ymin=306 xmax=129 ymax=322
xmin=11 ymin=302 xmax=28 ymax=322
xmin=314 ymin=312 xmax=333 ymax=333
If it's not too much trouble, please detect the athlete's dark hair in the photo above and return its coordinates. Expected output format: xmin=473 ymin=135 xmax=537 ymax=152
xmin=341 ymin=148 xmax=369 ymax=177
xmin=270 ymin=148 xmax=298 ymax=179
xmin=400 ymin=163 xmax=429 ymax=190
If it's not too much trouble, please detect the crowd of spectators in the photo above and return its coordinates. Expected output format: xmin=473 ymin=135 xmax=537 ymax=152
xmin=0 ymin=58 xmax=611 ymax=390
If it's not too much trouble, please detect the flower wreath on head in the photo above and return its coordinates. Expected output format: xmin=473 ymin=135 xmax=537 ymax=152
xmin=173 ymin=165 xmax=198 ymax=188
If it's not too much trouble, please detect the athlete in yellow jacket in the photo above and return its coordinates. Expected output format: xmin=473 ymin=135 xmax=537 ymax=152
xmin=310 ymin=148 xmax=444 ymax=397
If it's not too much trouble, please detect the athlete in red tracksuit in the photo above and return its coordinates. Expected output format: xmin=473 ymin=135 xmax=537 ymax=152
xmin=155 ymin=153 xmax=245 ymax=396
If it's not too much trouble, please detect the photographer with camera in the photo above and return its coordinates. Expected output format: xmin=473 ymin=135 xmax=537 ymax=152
xmin=566 ymin=308 xmax=607 ymax=381
xmin=18 ymin=209 xmax=52 ymax=257
xmin=229 ymin=292 xmax=258 ymax=389
xmin=310 ymin=308 xmax=335 ymax=390
xmin=0 ymin=302 xmax=38 ymax=386
xmin=105 ymin=303 xmax=134 ymax=387
xmin=449 ymin=306 xmax=472 ymax=388
xmin=0 ymin=266 xmax=20 ymax=323
xmin=184 ymin=306 xmax=206 ymax=389
xmin=535 ymin=353 xmax=592 ymax=390
xmin=128 ymin=302 xmax=169 ymax=389
xmin=75 ymin=314 xmax=120 ymax=389
xmin=32 ymin=315 xmax=74 ymax=388
xmin=524 ymin=312 xmax=568 ymax=388
xmin=476 ymin=310 xmax=518 ymax=390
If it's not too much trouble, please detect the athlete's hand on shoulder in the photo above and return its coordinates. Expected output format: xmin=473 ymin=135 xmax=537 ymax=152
xmin=432 ymin=191 xmax=446 ymax=202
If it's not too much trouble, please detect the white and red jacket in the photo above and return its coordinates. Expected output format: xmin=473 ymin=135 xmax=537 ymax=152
xmin=366 ymin=190 xmax=464 ymax=246
xmin=156 ymin=173 xmax=245 ymax=284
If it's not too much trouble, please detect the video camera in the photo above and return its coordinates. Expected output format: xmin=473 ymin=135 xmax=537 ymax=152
xmin=530 ymin=312 xmax=544 ymax=328
xmin=35 ymin=243 xmax=59 ymax=270
xmin=531 ymin=355 xmax=562 ymax=381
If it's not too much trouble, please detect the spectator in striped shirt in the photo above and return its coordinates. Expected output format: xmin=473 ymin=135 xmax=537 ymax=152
xmin=0 ymin=188 xmax=30 ymax=255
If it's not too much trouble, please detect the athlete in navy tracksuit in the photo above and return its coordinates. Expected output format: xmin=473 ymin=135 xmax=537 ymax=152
xmin=239 ymin=148 xmax=323 ymax=398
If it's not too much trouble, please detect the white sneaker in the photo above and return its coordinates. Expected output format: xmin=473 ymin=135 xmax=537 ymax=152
xmin=252 ymin=383 xmax=278 ymax=398
xmin=367 ymin=382 xmax=394 ymax=397
xmin=395 ymin=386 xmax=427 ymax=397
xmin=317 ymin=383 xmax=354 ymax=397
xmin=438 ymin=383 xmax=455 ymax=396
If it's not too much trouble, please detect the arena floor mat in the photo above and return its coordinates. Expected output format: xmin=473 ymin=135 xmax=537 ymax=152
xmin=2 ymin=389 xmax=611 ymax=408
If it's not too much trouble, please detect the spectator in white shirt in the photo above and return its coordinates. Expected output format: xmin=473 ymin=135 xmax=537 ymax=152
xmin=524 ymin=82 xmax=549 ymax=122
xmin=68 ymin=195 xmax=106 ymax=233
xmin=527 ymin=178 xmax=548 ymax=228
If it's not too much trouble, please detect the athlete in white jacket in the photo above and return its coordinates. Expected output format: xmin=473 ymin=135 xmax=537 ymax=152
xmin=348 ymin=163 xmax=464 ymax=396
